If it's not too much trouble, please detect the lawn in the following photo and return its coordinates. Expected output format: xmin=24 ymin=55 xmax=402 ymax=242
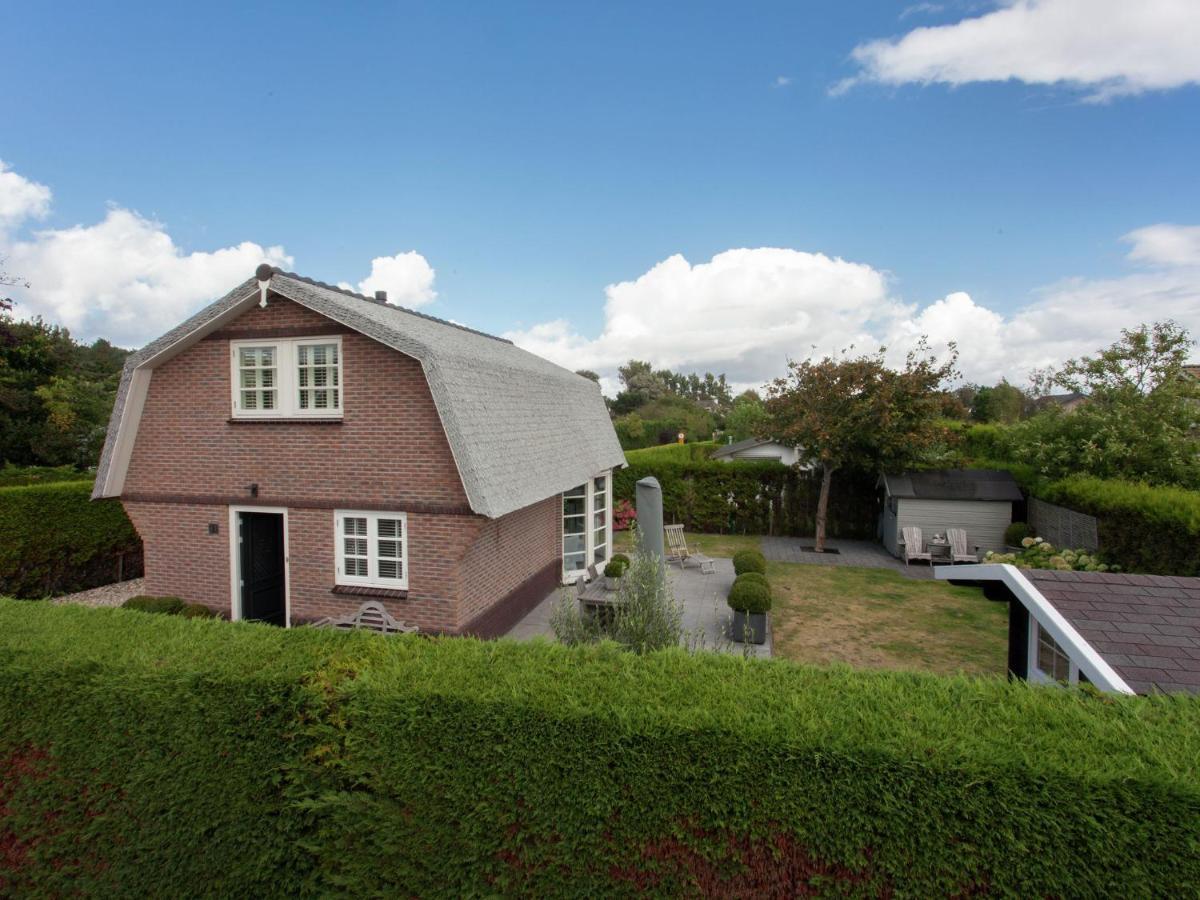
xmin=768 ymin=562 xmax=1008 ymax=677
xmin=613 ymin=529 xmax=762 ymax=560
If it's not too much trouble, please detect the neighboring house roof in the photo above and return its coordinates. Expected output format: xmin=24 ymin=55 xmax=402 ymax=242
xmin=1183 ymin=363 xmax=1200 ymax=380
xmin=710 ymin=438 xmax=777 ymax=459
xmin=1036 ymin=391 xmax=1088 ymax=409
xmin=938 ymin=564 xmax=1200 ymax=695
xmin=881 ymin=469 xmax=1023 ymax=502
xmin=93 ymin=267 xmax=625 ymax=519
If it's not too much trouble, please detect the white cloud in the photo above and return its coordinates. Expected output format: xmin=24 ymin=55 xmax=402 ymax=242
xmin=0 ymin=161 xmax=51 ymax=232
xmin=899 ymin=3 xmax=946 ymax=21
xmin=338 ymin=251 xmax=436 ymax=307
xmin=0 ymin=162 xmax=292 ymax=346
xmin=1123 ymin=223 xmax=1200 ymax=268
xmin=773 ymin=75 xmax=792 ymax=88
xmin=507 ymin=236 xmax=1200 ymax=393
xmin=838 ymin=0 xmax=1200 ymax=101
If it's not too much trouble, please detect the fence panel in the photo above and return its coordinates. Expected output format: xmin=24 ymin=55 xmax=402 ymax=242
xmin=1029 ymin=497 xmax=1099 ymax=551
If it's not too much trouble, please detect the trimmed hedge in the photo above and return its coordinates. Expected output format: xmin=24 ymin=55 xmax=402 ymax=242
xmin=0 ymin=464 xmax=90 ymax=488
xmin=614 ymin=459 xmax=878 ymax=538
xmin=732 ymin=549 xmax=767 ymax=576
xmin=728 ymin=576 xmax=772 ymax=613
xmin=734 ymin=571 xmax=771 ymax=595
xmin=624 ymin=441 xmax=717 ymax=465
xmin=2 ymin=601 xmax=1199 ymax=896
xmin=1040 ymin=475 xmax=1200 ymax=576
xmin=0 ymin=481 xmax=143 ymax=598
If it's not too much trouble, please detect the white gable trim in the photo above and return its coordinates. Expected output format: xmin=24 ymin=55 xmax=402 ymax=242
xmin=935 ymin=564 xmax=1134 ymax=694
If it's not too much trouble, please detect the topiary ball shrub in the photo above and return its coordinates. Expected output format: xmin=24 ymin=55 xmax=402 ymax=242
xmin=610 ymin=553 xmax=631 ymax=569
xmin=181 ymin=603 xmax=216 ymax=619
xmin=603 ymin=559 xmax=627 ymax=579
xmin=1004 ymin=522 xmax=1034 ymax=547
xmin=733 ymin=572 xmax=771 ymax=597
xmin=727 ymin=578 xmax=771 ymax=614
xmin=122 ymin=596 xmax=185 ymax=615
xmin=732 ymin=549 xmax=767 ymax=576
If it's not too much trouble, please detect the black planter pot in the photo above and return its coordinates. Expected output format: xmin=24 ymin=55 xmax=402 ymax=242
xmin=729 ymin=610 xmax=767 ymax=645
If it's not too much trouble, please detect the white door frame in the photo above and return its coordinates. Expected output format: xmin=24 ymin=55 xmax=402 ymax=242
xmin=228 ymin=505 xmax=292 ymax=627
xmin=561 ymin=471 xmax=613 ymax=584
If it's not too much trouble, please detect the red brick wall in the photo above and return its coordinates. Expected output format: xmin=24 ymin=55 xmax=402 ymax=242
xmin=119 ymin=293 xmax=563 ymax=632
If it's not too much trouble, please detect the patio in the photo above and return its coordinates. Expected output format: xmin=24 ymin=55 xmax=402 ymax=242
xmin=761 ymin=537 xmax=936 ymax=579
xmin=506 ymin=557 xmax=772 ymax=658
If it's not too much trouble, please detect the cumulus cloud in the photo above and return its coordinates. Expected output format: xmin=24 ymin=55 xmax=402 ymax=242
xmin=0 ymin=161 xmax=51 ymax=232
xmin=507 ymin=237 xmax=1200 ymax=393
xmin=338 ymin=251 xmax=436 ymax=307
xmin=1123 ymin=223 xmax=1200 ymax=268
xmin=837 ymin=0 xmax=1200 ymax=101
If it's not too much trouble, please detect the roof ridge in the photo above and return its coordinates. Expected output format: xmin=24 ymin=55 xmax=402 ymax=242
xmin=269 ymin=267 xmax=513 ymax=345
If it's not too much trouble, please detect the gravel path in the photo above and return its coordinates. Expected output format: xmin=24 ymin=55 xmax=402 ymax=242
xmin=52 ymin=578 xmax=145 ymax=608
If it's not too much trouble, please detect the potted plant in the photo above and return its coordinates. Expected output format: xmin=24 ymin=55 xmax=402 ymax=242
xmin=727 ymin=572 xmax=771 ymax=644
xmin=603 ymin=554 xmax=630 ymax=591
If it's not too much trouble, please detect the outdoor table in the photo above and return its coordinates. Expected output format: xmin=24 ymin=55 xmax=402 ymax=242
xmin=927 ymin=538 xmax=952 ymax=563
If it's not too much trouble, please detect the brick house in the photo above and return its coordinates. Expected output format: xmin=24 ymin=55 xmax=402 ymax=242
xmin=93 ymin=266 xmax=624 ymax=635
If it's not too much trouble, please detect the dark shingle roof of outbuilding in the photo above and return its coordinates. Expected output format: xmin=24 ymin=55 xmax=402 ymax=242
xmin=882 ymin=469 xmax=1023 ymax=502
xmin=1026 ymin=570 xmax=1200 ymax=695
xmin=710 ymin=438 xmax=774 ymax=459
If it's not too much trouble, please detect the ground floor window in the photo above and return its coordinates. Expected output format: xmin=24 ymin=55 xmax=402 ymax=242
xmin=563 ymin=471 xmax=611 ymax=581
xmin=335 ymin=510 xmax=408 ymax=589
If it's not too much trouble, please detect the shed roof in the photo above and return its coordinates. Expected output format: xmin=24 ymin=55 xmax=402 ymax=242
xmin=93 ymin=268 xmax=624 ymax=519
xmin=710 ymin=438 xmax=775 ymax=459
xmin=1024 ymin=569 xmax=1200 ymax=695
xmin=881 ymin=469 xmax=1023 ymax=502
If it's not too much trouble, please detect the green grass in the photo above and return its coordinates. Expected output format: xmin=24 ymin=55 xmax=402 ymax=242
xmin=767 ymin=562 xmax=1008 ymax=677
xmin=614 ymin=528 xmax=761 ymax=560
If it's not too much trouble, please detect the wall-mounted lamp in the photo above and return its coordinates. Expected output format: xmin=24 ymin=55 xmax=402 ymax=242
xmin=248 ymin=483 xmax=259 ymax=498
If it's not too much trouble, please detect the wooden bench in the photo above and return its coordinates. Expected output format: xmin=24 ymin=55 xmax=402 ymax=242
xmin=312 ymin=600 xmax=419 ymax=634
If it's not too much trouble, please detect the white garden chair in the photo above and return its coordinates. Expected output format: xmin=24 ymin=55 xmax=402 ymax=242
xmin=945 ymin=528 xmax=980 ymax=564
xmin=664 ymin=524 xmax=715 ymax=574
xmin=900 ymin=526 xmax=934 ymax=567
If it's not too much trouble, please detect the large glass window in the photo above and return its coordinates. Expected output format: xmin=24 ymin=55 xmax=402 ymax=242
xmin=562 ymin=472 xmax=611 ymax=580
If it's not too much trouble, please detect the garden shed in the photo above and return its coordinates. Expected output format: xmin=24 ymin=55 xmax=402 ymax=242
xmin=880 ymin=469 xmax=1022 ymax=558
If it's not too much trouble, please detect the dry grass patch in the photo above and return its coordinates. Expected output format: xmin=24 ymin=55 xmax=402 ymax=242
xmin=769 ymin=563 xmax=1008 ymax=677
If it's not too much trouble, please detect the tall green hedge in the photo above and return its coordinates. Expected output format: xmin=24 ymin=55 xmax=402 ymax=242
xmin=614 ymin=459 xmax=878 ymax=538
xmin=1040 ymin=475 xmax=1200 ymax=576
xmin=2 ymin=601 xmax=1198 ymax=896
xmin=0 ymin=464 xmax=91 ymax=488
xmin=0 ymin=481 xmax=142 ymax=597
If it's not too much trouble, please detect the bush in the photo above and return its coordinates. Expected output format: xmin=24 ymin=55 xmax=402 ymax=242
xmin=612 ymin=498 xmax=637 ymax=531
xmin=727 ymin=577 xmax=772 ymax=614
xmin=0 ymin=464 xmax=90 ymax=488
xmin=624 ymin=441 xmax=717 ymax=465
xmin=734 ymin=571 xmax=771 ymax=596
xmin=984 ymin=537 xmax=1117 ymax=573
xmin=602 ymin=559 xmax=627 ymax=578
xmin=123 ymin=595 xmax=186 ymax=615
xmin=2 ymin=600 xmax=1199 ymax=896
xmin=0 ymin=481 xmax=143 ymax=598
xmin=609 ymin=553 xmax=631 ymax=568
xmin=613 ymin=459 xmax=877 ymax=538
xmin=732 ymin=549 xmax=767 ymax=575
xmin=181 ymin=603 xmax=217 ymax=619
xmin=1040 ymin=476 xmax=1200 ymax=576
xmin=1004 ymin=521 xmax=1034 ymax=546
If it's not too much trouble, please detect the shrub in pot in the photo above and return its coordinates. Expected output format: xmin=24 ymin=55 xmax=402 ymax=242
xmin=603 ymin=558 xmax=628 ymax=591
xmin=732 ymin=549 xmax=767 ymax=576
xmin=727 ymin=575 xmax=771 ymax=645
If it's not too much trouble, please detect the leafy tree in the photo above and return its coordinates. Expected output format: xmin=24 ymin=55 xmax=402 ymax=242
xmin=1008 ymin=322 xmax=1200 ymax=488
xmin=724 ymin=390 xmax=768 ymax=441
xmin=766 ymin=341 xmax=958 ymax=551
xmin=971 ymin=380 xmax=1025 ymax=423
xmin=574 ymin=369 xmax=600 ymax=383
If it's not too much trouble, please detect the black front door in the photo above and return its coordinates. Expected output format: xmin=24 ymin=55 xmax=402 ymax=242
xmin=239 ymin=512 xmax=286 ymax=626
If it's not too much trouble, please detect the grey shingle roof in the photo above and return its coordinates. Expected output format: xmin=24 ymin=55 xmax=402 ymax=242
xmin=94 ymin=269 xmax=625 ymax=519
xmin=1025 ymin=570 xmax=1200 ymax=695
xmin=882 ymin=469 xmax=1023 ymax=502
xmin=710 ymin=438 xmax=773 ymax=459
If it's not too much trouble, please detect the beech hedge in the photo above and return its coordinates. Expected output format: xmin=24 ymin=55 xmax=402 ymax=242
xmin=613 ymin=460 xmax=878 ymax=537
xmin=0 ymin=481 xmax=143 ymax=598
xmin=2 ymin=600 xmax=1199 ymax=897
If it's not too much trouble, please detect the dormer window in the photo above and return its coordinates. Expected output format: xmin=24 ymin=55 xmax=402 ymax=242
xmin=231 ymin=336 xmax=342 ymax=418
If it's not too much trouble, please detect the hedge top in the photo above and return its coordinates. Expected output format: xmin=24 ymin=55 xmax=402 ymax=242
xmin=3 ymin=599 xmax=1199 ymax=786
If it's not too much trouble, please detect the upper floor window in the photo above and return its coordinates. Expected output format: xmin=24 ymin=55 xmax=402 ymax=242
xmin=231 ymin=337 xmax=342 ymax=418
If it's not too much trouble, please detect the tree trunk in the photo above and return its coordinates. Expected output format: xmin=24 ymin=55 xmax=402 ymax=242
xmin=814 ymin=462 xmax=835 ymax=552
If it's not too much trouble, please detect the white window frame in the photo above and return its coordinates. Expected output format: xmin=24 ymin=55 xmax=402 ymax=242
xmin=230 ymin=336 xmax=343 ymax=419
xmin=334 ymin=510 xmax=409 ymax=590
xmin=562 ymin=471 xmax=612 ymax=583
xmin=1028 ymin=619 xmax=1081 ymax=686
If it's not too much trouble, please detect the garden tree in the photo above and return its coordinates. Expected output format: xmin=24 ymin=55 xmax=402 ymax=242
xmin=724 ymin=389 xmax=768 ymax=441
xmin=1008 ymin=321 xmax=1200 ymax=488
xmin=766 ymin=341 xmax=958 ymax=551
xmin=574 ymin=369 xmax=600 ymax=383
xmin=971 ymin=380 xmax=1025 ymax=423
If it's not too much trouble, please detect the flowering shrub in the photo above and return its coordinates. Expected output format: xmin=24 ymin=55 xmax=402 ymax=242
xmin=983 ymin=536 xmax=1119 ymax=573
xmin=613 ymin=498 xmax=637 ymax=531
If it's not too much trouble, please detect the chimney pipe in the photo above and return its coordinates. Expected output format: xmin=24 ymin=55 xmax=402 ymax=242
xmin=375 ymin=290 xmax=387 ymax=302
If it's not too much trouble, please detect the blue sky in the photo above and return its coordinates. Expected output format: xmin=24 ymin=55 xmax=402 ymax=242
xmin=4 ymin=1 xmax=1199 ymax=389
